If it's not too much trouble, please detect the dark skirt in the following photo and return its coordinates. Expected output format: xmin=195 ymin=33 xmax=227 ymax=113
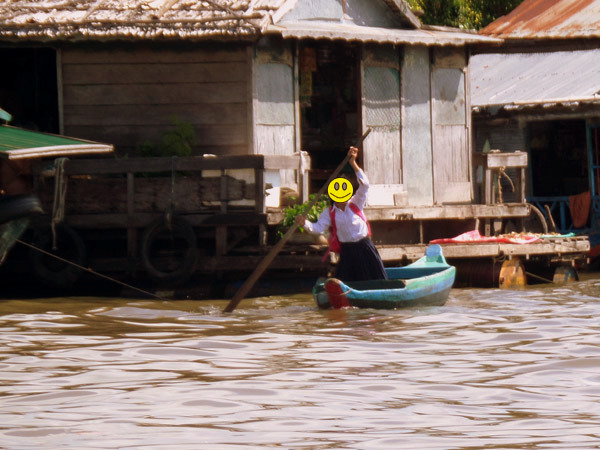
xmin=336 ymin=237 xmax=387 ymax=282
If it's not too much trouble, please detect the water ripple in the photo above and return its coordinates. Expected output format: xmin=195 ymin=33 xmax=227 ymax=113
xmin=1 ymin=281 xmax=600 ymax=449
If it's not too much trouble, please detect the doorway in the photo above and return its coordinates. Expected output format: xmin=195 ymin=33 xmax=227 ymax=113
xmin=527 ymin=119 xmax=589 ymax=231
xmin=298 ymin=42 xmax=360 ymax=192
xmin=528 ymin=120 xmax=588 ymax=197
xmin=0 ymin=48 xmax=59 ymax=133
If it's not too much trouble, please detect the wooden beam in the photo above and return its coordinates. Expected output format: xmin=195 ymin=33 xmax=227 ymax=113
xmin=42 ymin=212 xmax=268 ymax=229
xmin=42 ymin=154 xmax=307 ymax=175
xmin=377 ymin=238 xmax=590 ymax=262
xmin=364 ymin=204 xmax=529 ymax=221
xmin=52 ymin=155 xmax=267 ymax=176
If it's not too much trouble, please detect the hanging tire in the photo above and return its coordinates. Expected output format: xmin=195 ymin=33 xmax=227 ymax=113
xmin=140 ymin=216 xmax=198 ymax=285
xmin=29 ymin=225 xmax=87 ymax=288
xmin=525 ymin=203 xmax=549 ymax=234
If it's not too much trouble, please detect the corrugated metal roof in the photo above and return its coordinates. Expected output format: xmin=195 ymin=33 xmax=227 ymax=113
xmin=268 ymin=20 xmax=499 ymax=46
xmin=470 ymin=49 xmax=600 ymax=110
xmin=481 ymin=0 xmax=600 ymax=39
xmin=0 ymin=125 xmax=113 ymax=159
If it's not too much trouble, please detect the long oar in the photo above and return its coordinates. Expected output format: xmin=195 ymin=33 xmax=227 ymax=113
xmin=223 ymin=128 xmax=372 ymax=313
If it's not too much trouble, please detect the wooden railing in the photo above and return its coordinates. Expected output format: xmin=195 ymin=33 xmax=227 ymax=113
xmin=528 ymin=195 xmax=599 ymax=233
xmin=32 ymin=152 xmax=311 ymax=256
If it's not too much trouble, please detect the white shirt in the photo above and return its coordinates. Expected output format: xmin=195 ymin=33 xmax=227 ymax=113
xmin=304 ymin=169 xmax=369 ymax=242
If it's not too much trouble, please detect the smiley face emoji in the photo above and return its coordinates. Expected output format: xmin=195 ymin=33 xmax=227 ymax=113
xmin=327 ymin=177 xmax=354 ymax=203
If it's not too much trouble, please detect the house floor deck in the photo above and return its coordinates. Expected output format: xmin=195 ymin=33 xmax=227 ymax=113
xmin=174 ymin=235 xmax=590 ymax=276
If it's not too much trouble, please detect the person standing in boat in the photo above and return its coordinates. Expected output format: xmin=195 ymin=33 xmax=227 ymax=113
xmin=295 ymin=146 xmax=387 ymax=282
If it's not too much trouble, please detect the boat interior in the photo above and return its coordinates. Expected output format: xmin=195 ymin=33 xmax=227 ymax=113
xmin=385 ymin=266 xmax=447 ymax=280
xmin=344 ymin=279 xmax=407 ymax=291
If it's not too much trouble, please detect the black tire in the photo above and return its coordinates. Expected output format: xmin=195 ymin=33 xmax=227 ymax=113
xmin=29 ymin=225 xmax=87 ymax=288
xmin=140 ymin=216 xmax=198 ymax=285
xmin=525 ymin=203 xmax=549 ymax=234
xmin=0 ymin=194 xmax=43 ymax=225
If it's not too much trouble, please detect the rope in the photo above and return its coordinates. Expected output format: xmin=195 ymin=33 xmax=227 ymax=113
xmin=51 ymin=157 xmax=68 ymax=249
xmin=17 ymin=239 xmax=166 ymax=301
xmin=495 ymin=166 xmax=515 ymax=205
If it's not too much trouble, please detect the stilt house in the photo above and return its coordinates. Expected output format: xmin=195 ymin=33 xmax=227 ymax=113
xmin=472 ymin=0 xmax=600 ymax=258
xmin=0 ymin=0 xmax=588 ymax=290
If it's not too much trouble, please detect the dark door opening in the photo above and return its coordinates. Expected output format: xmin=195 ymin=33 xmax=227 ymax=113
xmin=298 ymin=42 xmax=360 ymax=192
xmin=529 ymin=120 xmax=588 ymax=197
xmin=528 ymin=119 xmax=589 ymax=231
xmin=0 ymin=48 xmax=59 ymax=133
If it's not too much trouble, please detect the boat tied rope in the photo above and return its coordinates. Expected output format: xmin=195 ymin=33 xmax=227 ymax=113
xmin=51 ymin=157 xmax=68 ymax=249
xmin=18 ymin=238 xmax=165 ymax=301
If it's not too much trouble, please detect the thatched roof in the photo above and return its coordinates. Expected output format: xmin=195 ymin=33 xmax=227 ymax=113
xmin=0 ymin=0 xmax=495 ymax=45
xmin=0 ymin=0 xmax=284 ymax=41
xmin=0 ymin=0 xmax=423 ymax=42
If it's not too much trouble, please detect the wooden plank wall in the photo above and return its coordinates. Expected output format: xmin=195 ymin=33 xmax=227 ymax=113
xmin=431 ymin=47 xmax=471 ymax=204
xmin=60 ymin=43 xmax=250 ymax=156
xmin=401 ymin=45 xmax=434 ymax=206
xmin=253 ymin=44 xmax=296 ymax=187
xmin=362 ymin=45 xmax=402 ymax=186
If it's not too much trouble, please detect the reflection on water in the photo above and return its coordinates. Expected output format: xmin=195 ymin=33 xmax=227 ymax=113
xmin=1 ymin=280 xmax=600 ymax=449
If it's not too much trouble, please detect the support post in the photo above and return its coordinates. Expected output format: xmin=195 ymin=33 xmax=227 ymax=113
xmin=298 ymin=151 xmax=310 ymax=204
xmin=255 ymin=167 xmax=267 ymax=246
xmin=126 ymin=172 xmax=137 ymax=274
xmin=216 ymin=170 xmax=228 ymax=255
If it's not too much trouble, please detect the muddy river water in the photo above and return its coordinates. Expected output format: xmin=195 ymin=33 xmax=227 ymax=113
xmin=1 ymin=279 xmax=599 ymax=449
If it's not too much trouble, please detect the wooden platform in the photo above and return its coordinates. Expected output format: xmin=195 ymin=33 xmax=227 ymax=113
xmin=15 ymin=153 xmax=589 ymax=290
xmin=377 ymin=236 xmax=590 ymax=263
xmin=117 ymin=236 xmax=586 ymax=275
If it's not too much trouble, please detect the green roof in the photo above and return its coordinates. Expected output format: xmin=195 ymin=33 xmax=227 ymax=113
xmin=0 ymin=125 xmax=113 ymax=159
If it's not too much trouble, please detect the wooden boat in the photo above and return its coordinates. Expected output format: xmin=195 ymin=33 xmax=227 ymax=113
xmin=313 ymin=244 xmax=455 ymax=309
xmin=0 ymin=194 xmax=43 ymax=225
xmin=0 ymin=194 xmax=43 ymax=264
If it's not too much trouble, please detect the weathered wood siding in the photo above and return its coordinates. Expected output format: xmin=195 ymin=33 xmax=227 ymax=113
xmin=362 ymin=44 xmax=403 ymax=204
xmin=60 ymin=44 xmax=250 ymax=156
xmin=401 ymin=45 xmax=433 ymax=206
xmin=252 ymin=43 xmax=296 ymax=186
xmin=431 ymin=47 xmax=471 ymax=204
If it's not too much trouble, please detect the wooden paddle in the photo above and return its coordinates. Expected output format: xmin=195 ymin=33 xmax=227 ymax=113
xmin=223 ymin=128 xmax=372 ymax=313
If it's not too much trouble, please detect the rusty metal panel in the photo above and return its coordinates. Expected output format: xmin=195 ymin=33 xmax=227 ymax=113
xmin=481 ymin=0 xmax=600 ymax=39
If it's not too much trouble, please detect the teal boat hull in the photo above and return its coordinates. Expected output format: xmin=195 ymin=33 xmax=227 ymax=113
xmin=313 ymin=244 xmax=456 ymax=309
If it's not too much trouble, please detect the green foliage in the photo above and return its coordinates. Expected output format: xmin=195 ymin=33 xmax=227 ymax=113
xmin=461 ymin=0 xmax=524 ymax=30
xmin=140 ymin=117 xmax=196 ymax=157
xmin=406 ymin=0 xmax=525 ymax=30
xmin=277 ymin=194 xmax=330 ymax=238
xmin=407 ymin=0 xmax=461 ymax=28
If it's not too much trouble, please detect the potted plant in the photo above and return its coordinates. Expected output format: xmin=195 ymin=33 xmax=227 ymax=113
xmin=277 ymin=193 xmax=330 ymax=244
